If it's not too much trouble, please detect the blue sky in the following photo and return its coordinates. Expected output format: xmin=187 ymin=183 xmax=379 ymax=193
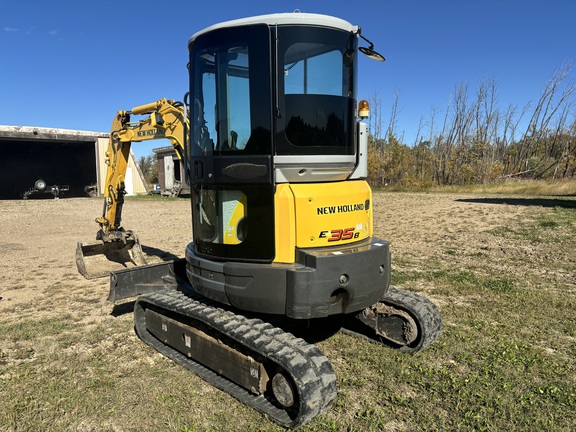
xmin=1 ymin=0 xmax=575 ymax=161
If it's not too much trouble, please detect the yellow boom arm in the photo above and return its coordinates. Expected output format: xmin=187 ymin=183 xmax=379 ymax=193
xmin=96 ymin=98 xmax=187 ymax=242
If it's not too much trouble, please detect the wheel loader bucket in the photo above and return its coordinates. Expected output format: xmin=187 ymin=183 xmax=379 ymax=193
xmin=76 ymin=235 xmax=148 ymax=279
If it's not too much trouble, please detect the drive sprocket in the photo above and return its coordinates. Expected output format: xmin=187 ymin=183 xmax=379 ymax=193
xmin=343 ymin=286 xmax=442 ymax=353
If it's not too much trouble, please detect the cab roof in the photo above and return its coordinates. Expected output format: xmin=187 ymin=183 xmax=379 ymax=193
xmin=189 ymin=12 xmax=358 ymax=46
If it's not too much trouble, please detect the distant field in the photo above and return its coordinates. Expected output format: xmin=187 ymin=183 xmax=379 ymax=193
xmin=1 ymin=192 xmax=574 ymax=431
xmin=379 ymin=178 xmax=576 ymax=197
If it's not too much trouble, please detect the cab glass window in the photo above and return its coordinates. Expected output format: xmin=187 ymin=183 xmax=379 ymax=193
xmin=190 ymin=25 xmax=272 ymax=157
xmin=277 ymin=26 xmax=357 ymax=156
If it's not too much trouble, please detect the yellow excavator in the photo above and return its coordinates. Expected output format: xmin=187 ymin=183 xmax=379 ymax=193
xmin=76 ymin=13 xmax=441 ymax=429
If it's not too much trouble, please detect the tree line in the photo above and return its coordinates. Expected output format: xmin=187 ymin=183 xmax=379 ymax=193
xmin=138 ymin=63 xmax=575 ymax=189
xmin=367 ymin=62 xmax=576 ymax=187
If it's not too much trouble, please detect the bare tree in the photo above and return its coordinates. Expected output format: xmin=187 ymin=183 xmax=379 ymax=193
xmin=369 ymin=90 xmax=383 ymax=146
xmin=516 ymin=62 xmax=576 ymax=174
xmin=386 ymin=90 xmax=401 ymax=141
xmin=367 ymin=61 xmax=576 ymax=186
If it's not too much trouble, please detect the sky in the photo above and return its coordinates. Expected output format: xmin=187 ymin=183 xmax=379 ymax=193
xmin=1 ymin=0 xmax=575 ymax=161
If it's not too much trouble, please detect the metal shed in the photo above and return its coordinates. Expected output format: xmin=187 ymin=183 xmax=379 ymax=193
xmin=0 ymin=125 xmax=148 ymax=199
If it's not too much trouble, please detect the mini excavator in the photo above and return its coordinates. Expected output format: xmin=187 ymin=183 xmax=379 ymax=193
xmin=76 ymin=13 xmax=442 ymax=428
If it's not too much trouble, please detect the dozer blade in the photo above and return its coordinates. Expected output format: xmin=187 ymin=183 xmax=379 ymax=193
xmin=76 ymin=235 xmax=148 ymax=279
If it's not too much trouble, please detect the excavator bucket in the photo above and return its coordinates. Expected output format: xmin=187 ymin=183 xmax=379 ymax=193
xmin=76 ymin=234 xmax=148 ymax=279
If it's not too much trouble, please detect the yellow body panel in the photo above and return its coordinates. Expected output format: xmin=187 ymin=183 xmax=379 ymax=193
xmin=291 ymin=180 xmax=373 ymax=248
xmin=274 ymin=184 xmax=297 ymax=263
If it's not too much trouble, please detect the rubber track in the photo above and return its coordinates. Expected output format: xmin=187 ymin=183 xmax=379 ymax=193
xmin=343 ymin=286 xmax=442 ymax=353
xmin=133 ymin=289 xmax=337 ymax=429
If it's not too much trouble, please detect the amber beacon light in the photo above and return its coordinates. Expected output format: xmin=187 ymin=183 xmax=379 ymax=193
xmin=359 ymin=100 xmax=370 ymax=119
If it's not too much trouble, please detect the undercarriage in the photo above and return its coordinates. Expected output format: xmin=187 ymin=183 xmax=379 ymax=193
xmin=109 ymin=258 xmax=442 ymax=428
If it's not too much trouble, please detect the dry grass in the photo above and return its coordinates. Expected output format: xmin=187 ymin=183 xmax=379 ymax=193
xmin=383 ymin=178 xmax=576 ymax=196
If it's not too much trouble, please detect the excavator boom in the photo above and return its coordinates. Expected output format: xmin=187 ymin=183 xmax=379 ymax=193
xmin=76 ymin=98 xmax=188 ymax=279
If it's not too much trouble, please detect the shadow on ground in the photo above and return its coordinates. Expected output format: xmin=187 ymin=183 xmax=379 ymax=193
xmin=111 ymin=300 xmax=136 ymax=317
xmin=456 ymin=197 xmax=576 ymax=209
xmin=141 ymin=245 xmax=181 ymax=261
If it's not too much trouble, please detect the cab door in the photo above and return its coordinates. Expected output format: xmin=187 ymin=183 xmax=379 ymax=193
xmin=189 ymin=25 xmax=275 ymax=262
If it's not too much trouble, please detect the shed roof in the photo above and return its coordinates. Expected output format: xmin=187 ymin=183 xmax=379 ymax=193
xmin=0 ymin=125 xmax=108 ymax=142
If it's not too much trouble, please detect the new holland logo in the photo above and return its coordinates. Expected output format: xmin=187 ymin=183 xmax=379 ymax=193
xmin=137 ymin=129 xmax=166 ymax=137
xmin=316 ymin=200 xmax=369 ymax=215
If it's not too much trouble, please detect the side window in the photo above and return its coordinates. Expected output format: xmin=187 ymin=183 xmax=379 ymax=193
xmin=227 ymin=50 xmax=251 ymax=150
xmin=192 ymin=184 xmax=275 ymax=260
xmin=193 ymin=44 xmax=251 ymax=154
xmin=194 ymin=187 xmax=247 ymax=245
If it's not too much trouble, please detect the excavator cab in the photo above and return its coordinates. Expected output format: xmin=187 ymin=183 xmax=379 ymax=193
xmin=188 ymin=19 xmax=359 ymax=260
xmin=185 ymin=15 xmax=390 ymax=318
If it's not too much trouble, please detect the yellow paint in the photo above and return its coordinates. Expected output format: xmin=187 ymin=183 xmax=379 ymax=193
xmin=273 ymin=184 xmax=296 ymax=263
xmin=97 ymin=99 xmax=187 ymax=233
xmin=290 ymin=180 xmax=372 ymax=248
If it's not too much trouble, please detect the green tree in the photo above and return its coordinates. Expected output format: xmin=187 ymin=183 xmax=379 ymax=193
xmin=138 ymin=154 xmax=158 ymax=186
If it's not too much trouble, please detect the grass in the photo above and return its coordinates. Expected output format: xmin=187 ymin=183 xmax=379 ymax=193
xmin=379 ymin=178 xmax=576 ymax=196
xmin=1 ymin=191 xmax=575 ymax=431
xmin=382 ymin=200 xmax=576 ymax=430
xmin=393 ymin=268 xmax=517 ymax=295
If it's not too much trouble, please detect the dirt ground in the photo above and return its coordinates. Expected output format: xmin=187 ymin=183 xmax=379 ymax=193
xmin=0 ymin=191 xmax=541 ymax=335
xmin=0 ymin=192 xmax=576 ymax=431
